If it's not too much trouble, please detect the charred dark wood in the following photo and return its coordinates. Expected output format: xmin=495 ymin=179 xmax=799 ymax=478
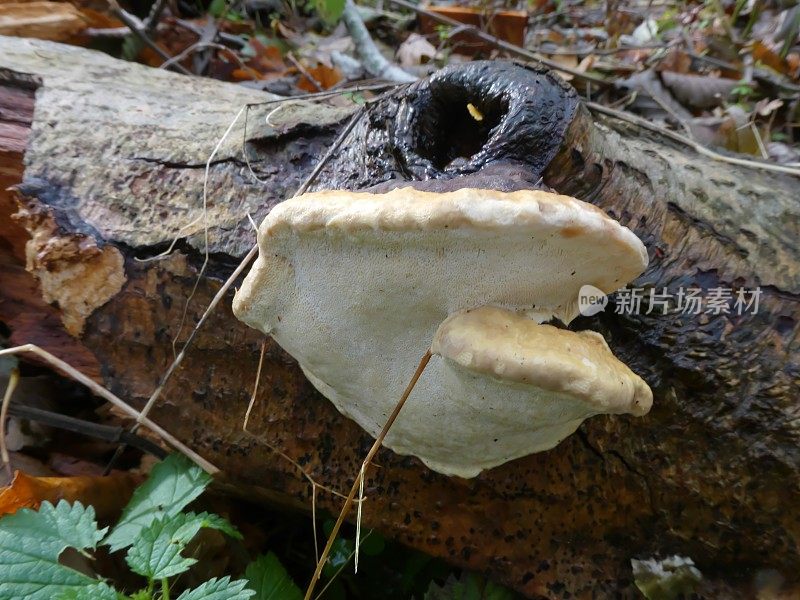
xmin=1 ymin=37 xmax=798 ymax=599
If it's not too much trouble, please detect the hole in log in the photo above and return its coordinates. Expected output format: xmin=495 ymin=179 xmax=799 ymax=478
xmin=413 ymin=83 xmax=507 ymax=170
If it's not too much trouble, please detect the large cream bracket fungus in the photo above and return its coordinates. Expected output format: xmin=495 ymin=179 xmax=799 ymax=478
xmin=233 ymin=187 xmax=652 ymax=477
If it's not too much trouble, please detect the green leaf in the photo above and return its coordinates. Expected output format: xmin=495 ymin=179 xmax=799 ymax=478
xmin=208 ymin=0 xmax=227 ymax=17
xmin=191 ymin=512 xmax=242 ymax=541
xmin=57 ymin=582 xmax=120 ymax=600
xmin=0 ymin=500 xmax=107 ymax=600
xmin=358 ymin=530 xmax=385 ymax=556
xmin=104 ymin=454 xmax=212 ymax=552
xmin=424 ymin=573 xmax=518 ymax=600
xmin=125 ymin=515 xmax=197 ymax=580
xmin=244 ymin=552 xmax=302 ymax=600
xmin=126 ymin=512 xmax=241 ymax=579
xmin=176 ymin=577 xmax=255 ymax=600
xmin=343 ymin=91 xmax=366 ymax=106
xmin=315 ymin=0 xmax=345 ymax=23
xmin=321 ymin=537 xmax=353 ymax=579
xmin=121 ymin=36 xmax=142 ymax=62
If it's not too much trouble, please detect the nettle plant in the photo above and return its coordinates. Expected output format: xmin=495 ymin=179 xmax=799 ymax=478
xmin=0 ymin=454 xmax=302 ymax=600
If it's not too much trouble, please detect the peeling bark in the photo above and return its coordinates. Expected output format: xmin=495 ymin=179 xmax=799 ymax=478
xmin=1 ymin=38 xmax=799 ymax=599
xmin=17 ymin=198 xmax=126 ymax=336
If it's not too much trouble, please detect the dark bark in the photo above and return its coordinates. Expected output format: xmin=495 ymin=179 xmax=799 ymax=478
xmin=1 ymin=37 xmax=799 ymax=599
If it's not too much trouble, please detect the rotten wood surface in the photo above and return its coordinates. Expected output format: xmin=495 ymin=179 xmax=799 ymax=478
xmin=1 ymin=36 xmax=799 ymax=599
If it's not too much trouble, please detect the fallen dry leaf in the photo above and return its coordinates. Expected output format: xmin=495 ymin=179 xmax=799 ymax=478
xmin=396 ymin=33 xmax=437 ymax=67
xmin=787 ymin=52 xmax=800 ymax=78
xmin=718 ymin=105 xmax=764 ymax=156
xmin=0 ymin=1 xmax=86 ymax=41
xmin=0 ymin=470 xmax=140 ymax=520
xmin=660 ymin=71 xmax=741 ymax=110
xmin=246 ymin=39 xmax=288 ymax=80
xmin=545 ymin=53 xmax=578 ymax=81
xmin=297 ymin=63 xmax=342 ymax=91
xmin=418 ymin=5 xmax=527 ymax=54
xmin=751 ymin=40 xmax=788 ymax=75
xmin=754 ymin=98 xmax=783 ymax=117
xmin=657 ymin=48 xmax=692 ymax=74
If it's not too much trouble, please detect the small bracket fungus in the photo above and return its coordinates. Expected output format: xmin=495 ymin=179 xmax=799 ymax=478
xmin=233 ymin=187 xmax=653 ymax=477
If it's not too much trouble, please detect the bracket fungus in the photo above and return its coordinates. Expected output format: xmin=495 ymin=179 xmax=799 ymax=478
xmin=233 ymin=187 xmax=652 ymax=477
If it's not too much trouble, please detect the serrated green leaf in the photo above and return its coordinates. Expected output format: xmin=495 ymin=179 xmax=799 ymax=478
xmin=104 ymin=454 xmax=212 ymax=552
xmin=125 ymin=511 xmax=240 ymax=580
xmin=0 ymin=500 xmax=107 ymax=600
xmin=176 ymin=577 xmax=255 ymax=600
xmin=244 ymin=552 xmax=302 ymax=600
xmin=191 ymin=512 xmax=242 ymax=541
xmin=125 ymin=515 xmax=197 ymax=580
xmin=57 ymin=582 xmax=120 ymax=600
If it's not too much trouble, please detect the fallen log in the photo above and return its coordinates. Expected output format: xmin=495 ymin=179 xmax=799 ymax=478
xmin=1 ymin=36 xmax=798 ymax=598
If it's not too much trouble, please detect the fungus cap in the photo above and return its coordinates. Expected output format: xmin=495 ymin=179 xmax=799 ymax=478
xmin=233 ymin=187 xmax=651 ymax=477
xmin=432 ymin=305 xmax=653 ymax=417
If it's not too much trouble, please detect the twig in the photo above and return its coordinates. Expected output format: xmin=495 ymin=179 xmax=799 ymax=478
xmin=173 ymin=18 xmax=247 ymax=49
xmin=249 ymin=83 xmax=397 ymax=108
xmin=240 ymin=428 xmax=356 ymax=502
xmin=170 ymin=104 xmax=248 ymax=360
xmin=5 ymin=404 xmax=167 ymax=459
xmin=312 ymin=485 xmax=319 ymax=563
xmin=0 ymin=345 xmax=217 ymax=473
xmin=106 ymin=0 xmax=192 ymax=76
xmin=749 ymin=122 xmax=769 ymax=160
xmin=159 ymin=42 xmax=236 ymax=71
xmin=134 ymin=216 xmax=203 ymax=263
xmin=342 ymin=0 xmax=417 ymax=83
xmin=151 ymin=246 xmax=256 ymax=416
xmin=312 ymin=530 xmax=373 ymax=600
xmin=287 ymin=52 xmax=324 ymax=92
xmin=354 ymin=460 xmax=365 ymax=573
xmin=0 ymin=368 xmax=19 ymax=479
xmin=388 ymin=0 xmax=609 ymax=86
xmin=303 ymin=351 xmax=432 ymax=600
xmin=85 ymin=26 xmax=137 ymax=38
xmin=241 ymin=339 xmax=359 ymax=568
xmin=143 ymin=0 xmax=169 ymax=36
xmin=242 ymin=90 xmax=377 ymax=184
xmin=687 ymin=50 xmax=800 ymax=94
xmin=646 ymin=88 xmax=694 ymax=140
xmin=243 ymin=338 xmax=268 ymax=431
xmin=106 ymin=106 xmax=365 ymax=473
xmin=528 ymin=42 xmax=671 ymax=56
xmin=241 ymin=341 xmax=359 ymax=502
xmin=586 ymin=101 xmax=800 ymax=177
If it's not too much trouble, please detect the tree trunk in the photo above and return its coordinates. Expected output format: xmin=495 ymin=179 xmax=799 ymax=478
xmin=1 ymin=37 xmax=798 ymax=599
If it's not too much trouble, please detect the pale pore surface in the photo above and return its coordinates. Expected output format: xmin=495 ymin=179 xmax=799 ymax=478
xmin=233 ymin=187 xmax=650 ymax=477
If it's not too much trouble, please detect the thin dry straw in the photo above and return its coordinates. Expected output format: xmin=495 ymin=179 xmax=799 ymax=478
xmin=0 ymin=344 xmax=217 ymax=473
xmin=355 ymin=461 xmax=365 ymax=573
xmin=0 ymin=367 xmax=19 ymax=479
xmin=303 ymin=350 xmax=433 ymax=600
xmin=104 ymin=106 xmax=365 ymax=474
